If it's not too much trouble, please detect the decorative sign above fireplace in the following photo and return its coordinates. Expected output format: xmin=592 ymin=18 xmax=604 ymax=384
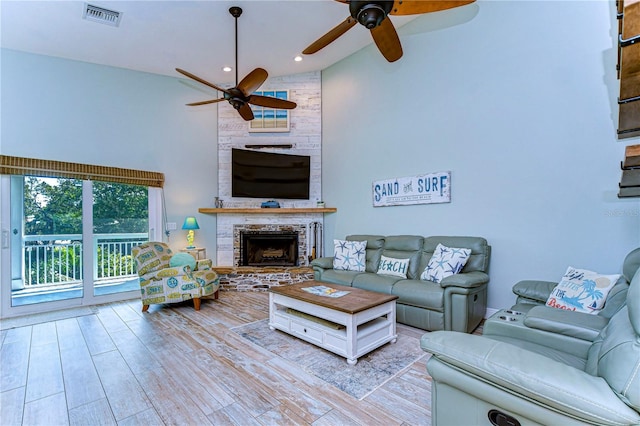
xmin=373 ymin=171 xmax=451 ymax=207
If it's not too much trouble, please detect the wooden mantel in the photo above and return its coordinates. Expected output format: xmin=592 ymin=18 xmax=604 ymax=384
xmin=198 ymin=207 xmax=337 ymax=214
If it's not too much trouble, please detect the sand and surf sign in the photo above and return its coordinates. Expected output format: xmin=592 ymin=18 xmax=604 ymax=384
xmin=372 ymin=171 xmax=451 ymax=207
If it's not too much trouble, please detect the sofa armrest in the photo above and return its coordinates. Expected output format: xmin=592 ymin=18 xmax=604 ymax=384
xmin=421 ymin=331 xmax=640 ymax=425
xmin=512 ymin=280 xmax=557 ymax=303
xmin=196 ymin=259 xmax=213 ymax=270
xmin=310 ymin=256 xmax=334 ymax=270
xmin=440 ymin=271 xmax=489 ymax=289
xmin=523 ymin=305 xmax=608 ymax=341
xmin=141 ymin=265 xmax=191 ymax=281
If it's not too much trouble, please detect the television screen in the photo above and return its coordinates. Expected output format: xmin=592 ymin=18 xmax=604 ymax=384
xmin=231 ymin=148 xmax=310 ymax=200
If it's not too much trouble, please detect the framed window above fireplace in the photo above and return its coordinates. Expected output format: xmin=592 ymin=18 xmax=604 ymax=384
xmin=249 ymin=90 xmax=290 ymax=133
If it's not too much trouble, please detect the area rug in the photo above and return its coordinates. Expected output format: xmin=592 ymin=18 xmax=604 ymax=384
xmin=232 ymin=319 xmax=426 ymax=399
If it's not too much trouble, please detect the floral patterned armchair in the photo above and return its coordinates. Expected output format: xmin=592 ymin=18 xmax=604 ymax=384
xmin=132 ymin=242 xmax=219 ymax=312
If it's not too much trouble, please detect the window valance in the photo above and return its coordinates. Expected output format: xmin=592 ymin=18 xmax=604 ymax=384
xmin=0 ymin=155 xmax=164 ymax=188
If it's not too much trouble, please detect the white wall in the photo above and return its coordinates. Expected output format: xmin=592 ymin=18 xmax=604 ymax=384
xmin=321 ymin=1 xmax=640 ymax=310
xmin=1 ymin=49 xmax=219 ymax=253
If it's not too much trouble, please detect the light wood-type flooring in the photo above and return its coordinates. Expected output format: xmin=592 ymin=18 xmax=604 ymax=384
xmin=0 ymin=291 xmax=437 ymax=426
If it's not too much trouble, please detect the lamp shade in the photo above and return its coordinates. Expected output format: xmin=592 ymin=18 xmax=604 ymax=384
xmin=182 ymin=216 xmax=200 ymax=230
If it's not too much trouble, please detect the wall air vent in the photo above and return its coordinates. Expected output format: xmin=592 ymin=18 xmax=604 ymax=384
xmin=83 ymin=3 xmax=122 ymax=27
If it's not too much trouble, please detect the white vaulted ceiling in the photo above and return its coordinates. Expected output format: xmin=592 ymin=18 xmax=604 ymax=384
xmin=0 ymin=0 xmax=422 ymax=85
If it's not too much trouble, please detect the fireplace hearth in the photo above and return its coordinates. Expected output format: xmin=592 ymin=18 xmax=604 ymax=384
xmin=240 ymin=231 xmax=299 ymax=267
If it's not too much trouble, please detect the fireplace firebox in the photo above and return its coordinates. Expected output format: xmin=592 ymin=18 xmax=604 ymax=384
xmin=240 ymin=231 xmax=299 ymax=267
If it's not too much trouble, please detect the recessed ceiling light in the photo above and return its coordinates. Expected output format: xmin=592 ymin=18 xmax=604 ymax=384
xmin=222 ymin=66 xmax=232 ymax=72
xmin=294 ymin=56 xmax=303 ymax=62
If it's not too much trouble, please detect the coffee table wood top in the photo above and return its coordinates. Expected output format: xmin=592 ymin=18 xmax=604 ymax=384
xmin=269 ymin=280 xmax=398 ymax=314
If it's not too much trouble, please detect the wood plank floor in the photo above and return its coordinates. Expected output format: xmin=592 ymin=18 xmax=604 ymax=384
xmin=0 ymin=292 xmax=437 ymax=426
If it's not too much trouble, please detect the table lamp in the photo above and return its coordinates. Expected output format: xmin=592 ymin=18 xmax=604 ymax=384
xmin=182 ymin=216 xmax=200 ymax=249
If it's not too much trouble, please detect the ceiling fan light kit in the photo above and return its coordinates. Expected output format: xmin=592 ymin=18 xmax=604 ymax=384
xmin=176 ymin=6 xmax=297 ymax=121
xmin=352 ymin=1 xmax=392 ymax=29
xmin=303 ymin=0 xmax=476 ymax=63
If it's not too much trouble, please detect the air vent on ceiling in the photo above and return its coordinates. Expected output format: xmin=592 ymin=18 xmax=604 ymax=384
xmin=83 ymin=3 xmax=122 ymax=27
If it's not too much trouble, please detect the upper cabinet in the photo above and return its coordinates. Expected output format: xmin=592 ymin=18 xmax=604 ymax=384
xmin=617 ymin=0 xmax=640 ymax=138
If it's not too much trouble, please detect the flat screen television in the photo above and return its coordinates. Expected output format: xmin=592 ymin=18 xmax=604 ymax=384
xmin=231 ymin=148 xmax=310 ymax=200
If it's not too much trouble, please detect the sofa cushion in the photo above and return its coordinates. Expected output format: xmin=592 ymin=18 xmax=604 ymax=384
xmin=545 ymin=267 xmax=620 ymax=314
xmin=351 ymin=272 xmax=400 ymax=294
xmin=484 ymin=334 xmax=587 ymax=371
xmin=379 ymin=235 xmax=423 ymax=279
xmin=391 ymin=279 xmax=444 ymax=311
xmin=333 ymin=239 xmax=367 ymax=272
xmin=347 ymin=235 xmax=385 ymax=273
xmin=420 ymin=243 xmax=471 ymax=283
xmin=376 ymin=255 xmax=410 ymax=278
xmin=420 ymin=236 xmax=490 ymax=274
xmin=316 ymin=269 xmax=362 ymax=287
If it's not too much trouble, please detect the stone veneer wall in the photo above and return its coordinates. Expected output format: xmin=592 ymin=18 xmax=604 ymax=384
xmin=212 ymin=266 xmax=314 ymax=291
xmin=214 ymin=71 xmax=323 ymax=266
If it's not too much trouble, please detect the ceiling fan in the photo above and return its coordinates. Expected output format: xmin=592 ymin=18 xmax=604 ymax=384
xmin=176 ymin=6 xmax=296 ymax=121
xmin=303 ymin=0 xmax=476 ymax=63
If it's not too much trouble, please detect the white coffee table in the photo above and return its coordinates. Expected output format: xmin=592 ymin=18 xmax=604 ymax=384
xmin=268 ymin=280 xmax=398 ymax=365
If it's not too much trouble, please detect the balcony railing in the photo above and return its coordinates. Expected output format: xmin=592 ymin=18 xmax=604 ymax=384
xmin=23 ymin=233 xmax=148 ymax=287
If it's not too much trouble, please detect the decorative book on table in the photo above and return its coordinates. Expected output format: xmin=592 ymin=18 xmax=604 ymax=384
xmin=302 ymin=285 xmax=350 ymax=298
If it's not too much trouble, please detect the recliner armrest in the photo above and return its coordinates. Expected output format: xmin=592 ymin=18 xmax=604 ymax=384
xmin=512 ymin=280 xmax=557 ymax=303
xmin=421 ymin=331 xmax=640 ymax=425
xmin=523 ymin=306 xmax=608 ymax=341
xmin=440 ymin=271 xmax=489 ymax=288
xmin=310 ymin=256 xmax=334 ymax=269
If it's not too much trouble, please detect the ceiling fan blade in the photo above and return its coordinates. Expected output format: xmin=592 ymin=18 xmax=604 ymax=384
xmin=186 ymin=98 xmax=226 ymax=106
xmin=371 ymin=18 xmax=403 ymax=62
xmin=248 ymin=95 xmax=297 ymax=110
xmin=390 ymin=0 xmax=475 ymax=15
xmin=237 ymin=103 xmax=255 ymax=121
xmin=175 ymin=68 xmax=229 ymax=94
xmin=237 ymin=68 xmax=268 ymax=97
xmin=302 ymin=17 xmax=357 ymax=55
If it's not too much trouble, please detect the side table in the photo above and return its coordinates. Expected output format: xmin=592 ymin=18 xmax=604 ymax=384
xmin=180 ymin=247 xmax=207 ymax=260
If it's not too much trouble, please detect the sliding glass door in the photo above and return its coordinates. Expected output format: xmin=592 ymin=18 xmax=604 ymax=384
xmin=92 ymin=181 xmax=149 ymax=297
xmin=11 ymin=176 xmax=84 ymax=306
xmin=1 ymin=175 xmax=160 ymax=316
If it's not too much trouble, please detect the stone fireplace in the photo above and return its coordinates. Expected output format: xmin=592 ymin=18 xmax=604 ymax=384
xmin=213 ymin=71 xmax=324 ymax=268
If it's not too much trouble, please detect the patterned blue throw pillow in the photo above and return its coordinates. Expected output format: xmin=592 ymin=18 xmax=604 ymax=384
xmin=421 ymin=243 xmax=471 ymax=283
xmin=545 ymin=267 xmax=620 ymax=314
xmin=333 ymin=239 xmax=367 ymax=272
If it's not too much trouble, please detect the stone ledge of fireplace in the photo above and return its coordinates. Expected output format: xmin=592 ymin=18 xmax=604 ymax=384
xmin=212 ymin=266 xmax=314 ymax=292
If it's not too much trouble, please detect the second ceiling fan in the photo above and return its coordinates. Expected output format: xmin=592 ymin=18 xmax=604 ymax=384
xmin=176 ymin=6 xmax=296 ymax=121
xmin=303 ymin=0 xmax=476 ymax=63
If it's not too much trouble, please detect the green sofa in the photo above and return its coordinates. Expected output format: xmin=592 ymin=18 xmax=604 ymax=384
xmin=310 ymin=235 xmax=491 ymax=332
xmin=481 ymin=247 xmax=640 ymax=359
xmin=421 ymin=265 xmax=640 ymax=425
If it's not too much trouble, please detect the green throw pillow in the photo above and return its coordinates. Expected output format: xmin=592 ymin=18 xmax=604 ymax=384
xmin=169 ymin=252 xmax=196 ymax=270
